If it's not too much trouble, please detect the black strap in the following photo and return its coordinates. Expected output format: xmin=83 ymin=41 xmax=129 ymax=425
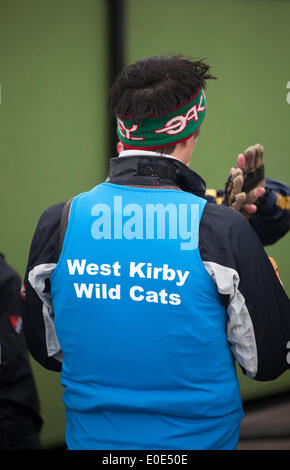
xmin=242 ymin=165 xmax=265 ymax=193
xmin=223 ymin=165 xmax=265 ymax=207
xmin=58 ymin=198 xmax=74 ymax=258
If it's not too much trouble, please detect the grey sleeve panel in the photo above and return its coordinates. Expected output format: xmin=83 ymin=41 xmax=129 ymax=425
xmin=203 ymin=261 xmax=258 ymax=379
xmin=22 ymin=202 xmax=66 ymax=370
xmin=28 ymin=263 xmax=63 ymax=362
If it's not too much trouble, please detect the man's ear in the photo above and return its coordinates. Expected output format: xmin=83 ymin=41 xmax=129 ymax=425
xmin=117 ymin=141 xmax=124 ymax=155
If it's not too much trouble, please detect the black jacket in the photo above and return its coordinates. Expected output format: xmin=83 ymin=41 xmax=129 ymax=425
xmin=22 ymin=155 xmax=290 ymax=382
xmin=0 ymin=254 xmax=42 ymax=447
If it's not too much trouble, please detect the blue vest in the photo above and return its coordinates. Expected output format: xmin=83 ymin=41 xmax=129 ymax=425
xmin=50 ymin=182 xmax=243 ymax=450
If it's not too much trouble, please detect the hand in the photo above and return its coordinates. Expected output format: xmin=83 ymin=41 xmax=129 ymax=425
xmin=224 ymin=144 xmax=266 ymax=217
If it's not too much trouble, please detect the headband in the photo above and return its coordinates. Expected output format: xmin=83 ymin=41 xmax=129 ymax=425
xmin=116 ymin=88 xmax=206 ymax=150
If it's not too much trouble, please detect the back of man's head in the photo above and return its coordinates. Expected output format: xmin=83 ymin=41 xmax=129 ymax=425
xmin=109 ymin=55 xmax=216 ymax=154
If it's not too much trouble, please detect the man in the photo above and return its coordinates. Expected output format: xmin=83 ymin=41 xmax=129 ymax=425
xmin=22 ymin=55 xmax=290 ymax=450
xmin=0 ymin=254 xmax=42 ymax=449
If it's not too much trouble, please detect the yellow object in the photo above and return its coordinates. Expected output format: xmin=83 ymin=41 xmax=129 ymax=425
xmin=205 ymin=189 xmax=223 ymax=205
xmin=275 ymin=193 xmax=290 ymax=211
xmin=269 ymin=256 xmax=283 ymax=285
xmin=205 ymin=188 xmax=217 ymax=198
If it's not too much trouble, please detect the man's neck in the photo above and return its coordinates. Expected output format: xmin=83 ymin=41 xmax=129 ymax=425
xmin=119 ymin=149 xmax=182 ymax=162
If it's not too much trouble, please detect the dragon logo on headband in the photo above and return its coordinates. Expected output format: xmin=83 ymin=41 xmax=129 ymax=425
xmin=154 ymin=91 xmax=206 ymax=136
xmin=117 ymin=118 xmax=144 ymax=141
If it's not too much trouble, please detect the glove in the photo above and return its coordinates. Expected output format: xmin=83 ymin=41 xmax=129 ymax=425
xmin=224 ymin=143 xmax=266 ymax=218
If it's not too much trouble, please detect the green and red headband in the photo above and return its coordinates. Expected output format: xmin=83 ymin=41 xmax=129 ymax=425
xmin=116 ymin=88 xmax=206 ymax=150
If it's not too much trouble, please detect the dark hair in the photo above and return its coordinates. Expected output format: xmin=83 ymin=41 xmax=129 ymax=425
xmin=109 ymin=55 xmax=216 ymax=154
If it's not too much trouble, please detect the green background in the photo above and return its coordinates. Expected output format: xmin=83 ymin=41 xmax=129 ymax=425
xmin=0 ymin=0 xmax=289 ymax=447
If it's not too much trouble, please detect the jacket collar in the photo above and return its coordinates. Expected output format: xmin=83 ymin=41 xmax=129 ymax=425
xmin=107 ymin=154 xmax=206 ymax=198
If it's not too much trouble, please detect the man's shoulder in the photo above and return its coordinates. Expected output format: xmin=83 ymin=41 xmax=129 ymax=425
xmin=199 ymin=202 xmax=257 ymax=267
xmin=27 ymin=202 xmax=67 ymax=268
xmin=37 ymin=201 xmax=66 ymax=227
xmin=202 ymin=201 xmax=248 ymax=231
